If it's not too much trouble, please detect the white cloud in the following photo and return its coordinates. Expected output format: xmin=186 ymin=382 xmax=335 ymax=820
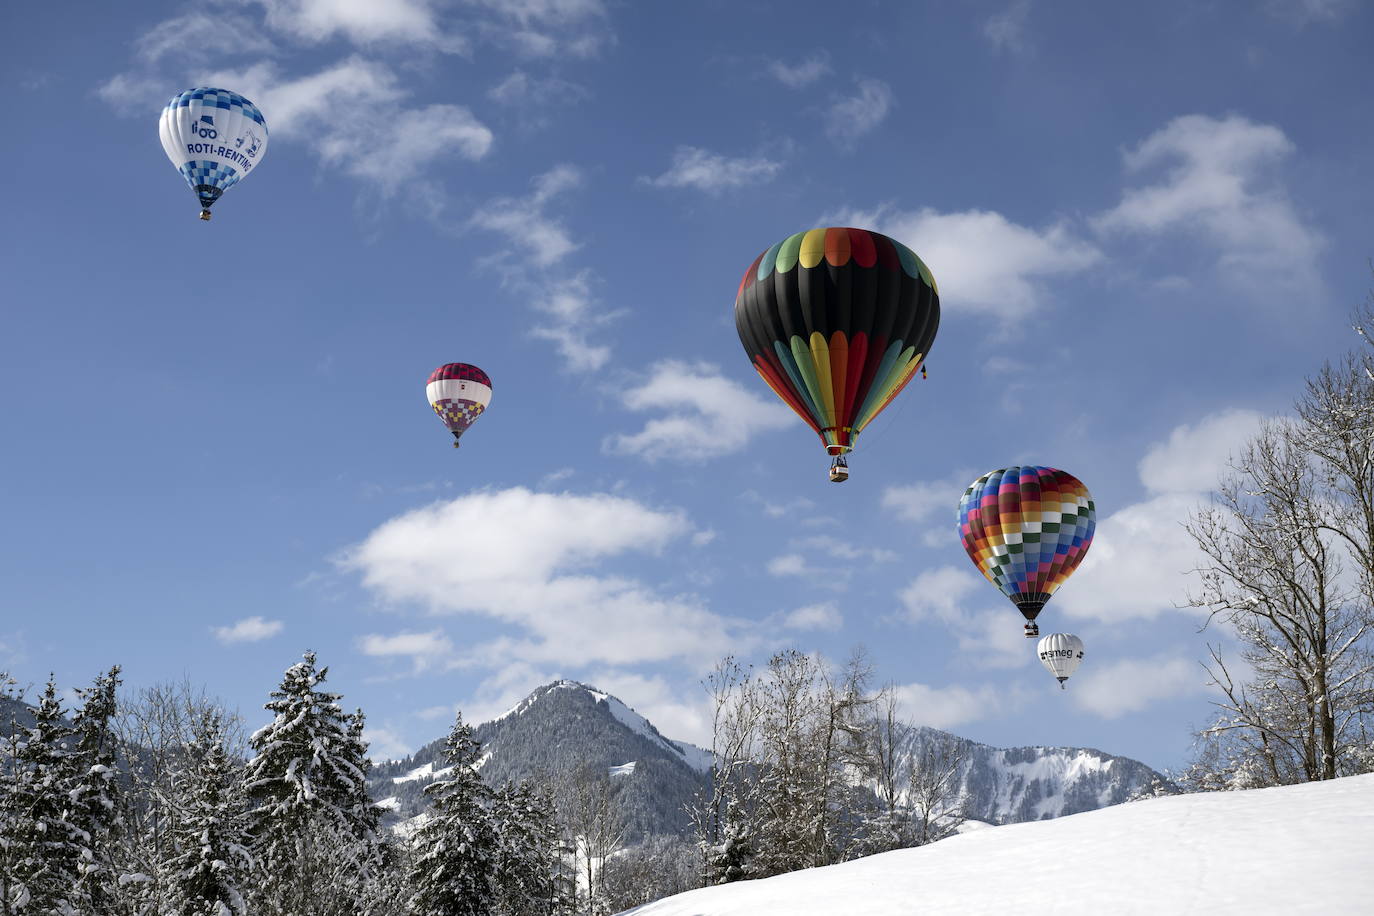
xmin=138 ymin=11 xmax=276 ymax=63
xmin=96 ymin=73 xmax=169 ymax=114
xmin=889 ymin=681 xmax=1003 ymax=730
xmin=606 ymin=361 xmax=795 ymax=461
xmin=768 ymin=554 xmax=807 ymax=577
xmin=781 ymin=602 xmax=844 ymax=632
xmin=642 ymin=147 xmax=783 ymax=195
xmin=825 ymin=79 xmax=894 ymax=147
xmin=897 ymin=566 xmax=1030 ymax=669
xmin=362 ymin=724 xmax=412 ymax=762
xmin=471 ymin=166 xmax=615 ymax=371
xmin=467 ymin=0 xmax=611 ymax=58
xmin=832 ymin=205 xmax=1100 ymax=319
xmin=253 ymin=0 xmax=464 ymax=51
xmin=1071 ymin=652 xmax=1206 ymax=718
xmin=883 ymin=472 xmax=973 ymax=525
xmin=768 ymin=52 xmax=831 ymax=88
xmin=1138 ymin=408 xmax=1264 ymax=495
xmin=358 ymin=629 xmax=456 ymax=672
xmin=343 ymin=488 xmax=746 ymax=669
xmin=472 ymin=164 xmax=583 ymax=266
xmin=1054 ymin=409 xmax=1266 ymax=624
xmin=983 ymin=1 xmax=1032 ymax=53
xmin=200 ymin=57 xmax=491 ymax=196
xmin=488 ymin=70 xmax=588 ymax=108
xmin=321 ymin=104 xmax=492 ymax=191
xmin=212 ymin=616 xmax=283 ymax=644
xmin=1093 ymin=114 xmax=1323 ymax=288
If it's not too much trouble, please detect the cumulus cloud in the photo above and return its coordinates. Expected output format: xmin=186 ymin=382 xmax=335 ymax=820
xmin=768 ymin=554 xmax=807 ymax=577
xmin=1053 ymin=409 xmax=1265 ymax=623
xmin=342 ymin=488 xmax=746 ymax=669
xmin=832 ymin=205 xmax=1100 ymax=319
xmin=642 ymin=147 xmax=783 ymax=195
xmin=358 ymin=629 xmax=456 ymax=672
xmin=767 ymin=52 xmax=831 ymax=88
xmin=1093 ymin=114 xmax=1323 ymax=288
xmin=199 ymin=57 xmax=491 ymax=196
xmin=1071 ymin=652 xmax=1207 ymax=718
xmin=605 ymin=361 xmax=795 ymax=461
xmin=212 ymin=616 xmax=283 ymax=644
xmin=781 ymin=602 xmax=844 ymax=632
xmin=897 ymin=566 xmax=1030 ymax=669
xmin=253 ymin=0 xmax=465 ymax=51
xmin=362 ymin=724 xmax=413 ymax=762
xmin=889 ymin=681 xmax=1004 ymax=730
xmin=825 ymin=79 xmax=894 ymax=148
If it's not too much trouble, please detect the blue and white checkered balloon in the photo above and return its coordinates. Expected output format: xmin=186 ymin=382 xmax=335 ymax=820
xmin=159 ymin=88 xmax=269 ymax=220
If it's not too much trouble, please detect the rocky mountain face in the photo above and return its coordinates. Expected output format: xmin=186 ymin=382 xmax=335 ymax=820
xmin=367 ymin=681 xmax=1169 ymax=837
xmin=368 ymin=680 xmax=711 ymax=840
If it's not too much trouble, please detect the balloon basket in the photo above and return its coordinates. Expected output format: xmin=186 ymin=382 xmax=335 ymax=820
xmin=828 ymin=456 xmax=849 ymax=483
xmin=1024 ymin=622 xmax=1039 ymax=638
xmin=199 ymin=210 xmax=211 ymax=221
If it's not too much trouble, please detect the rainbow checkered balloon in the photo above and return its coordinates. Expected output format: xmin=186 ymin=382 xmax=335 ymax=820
xmin=957 ymin=466 xmax=1096 ymax=623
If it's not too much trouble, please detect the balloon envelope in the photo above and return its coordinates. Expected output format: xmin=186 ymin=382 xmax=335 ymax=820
xmin=160 ymin=88 xmax=269 ymax=217
xmin=427 ymin=363 xmax=492 ymax=444
xmin=1037 ymin=633 xmax=1085 ymax=685
xmin=734 ymin=227 xmax=939 ymax=457
xmin=957 ymin=466 xmax=1096 ymax=621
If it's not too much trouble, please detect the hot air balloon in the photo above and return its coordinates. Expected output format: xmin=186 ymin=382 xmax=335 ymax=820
xmin=159 ymin=88 xmax=269 ymax=220
xmin=734 ymin=227 xmax=939 ymax=482
xmin=1037 ymin=633 xmax=1084 ymax=688
xmin=427 ymin=363 xmax=491 ymax=448
xmin=957 ymin=466 xmax=1096 ymax=637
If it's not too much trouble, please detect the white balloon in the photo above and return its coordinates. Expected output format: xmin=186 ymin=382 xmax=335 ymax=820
xmin=1037 ymin=633 xmax=1084 ymax=688
xmin=159 ymin=88 xmax=269 ymax=219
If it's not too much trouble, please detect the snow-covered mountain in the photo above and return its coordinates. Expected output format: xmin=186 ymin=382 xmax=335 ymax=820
xmin=622 ymin=773 xmax=1374 ymax=915
xmin=369 ymin=680 xmax=711 ymax=840
xmin=903 ymin=725 xmax=1166 ymax=823
xmin=369 ymin=681 xmax=1168 ymax=837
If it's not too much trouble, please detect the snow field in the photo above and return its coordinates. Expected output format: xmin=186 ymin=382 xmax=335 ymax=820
xmin=623 ymin=774 xmax=1374 ymax=915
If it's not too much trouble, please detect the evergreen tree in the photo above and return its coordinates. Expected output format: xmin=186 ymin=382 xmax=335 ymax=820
xmin=242 ymin=651 xmax=382 ymax=916
xmin=67 ymin=666 xmax=123 ymax=914
xmin=489 ymin=781 xmax=561 ymax=916
xmin=407 ymin=714 xmax=496 ymax=916
xmin=2 ymin=679 xmax=81 ymax=915
xmin=166 ymin=710 xmax=251 ymax=916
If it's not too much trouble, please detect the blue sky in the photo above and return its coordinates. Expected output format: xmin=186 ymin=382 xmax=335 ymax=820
xmin=2 ymin=0 xmax=1372 ymax=771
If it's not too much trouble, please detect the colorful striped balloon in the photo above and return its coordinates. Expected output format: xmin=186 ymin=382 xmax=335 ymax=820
xmin=734 ymin=227 xmax=939 ymax=465
xmin=957 ymin=466 xmax=1096 ymax=628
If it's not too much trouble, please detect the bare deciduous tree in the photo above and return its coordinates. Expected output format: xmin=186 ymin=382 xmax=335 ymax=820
xmin=1186 ymin=299 xmax=1374 ymax=787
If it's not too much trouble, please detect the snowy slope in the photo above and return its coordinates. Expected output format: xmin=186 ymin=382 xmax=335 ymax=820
xmin=623 ymin=774 xmax=1374 ymax=915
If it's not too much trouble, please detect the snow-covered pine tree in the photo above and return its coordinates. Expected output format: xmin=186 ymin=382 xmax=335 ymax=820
xmin=407 ymin=714 xmax=496 ymax=916
xmin=1 ymin=678 xmax=81 ymax=915
xmin=242 ymin=651 xmax=384 ymax=916
xmin=67 ymin=666 xmax=123 ymax=914
xmin=489 ymin=780 xmax=560 ymax=916
xmin=165 ymin=709 xmax=251 ymax=916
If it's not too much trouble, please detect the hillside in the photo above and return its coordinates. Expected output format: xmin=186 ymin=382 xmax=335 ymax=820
xmin=368 ymin=680 xmax=1169 ymax=838
xmin=623 ymin=773 xmax=1374 ymax=915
